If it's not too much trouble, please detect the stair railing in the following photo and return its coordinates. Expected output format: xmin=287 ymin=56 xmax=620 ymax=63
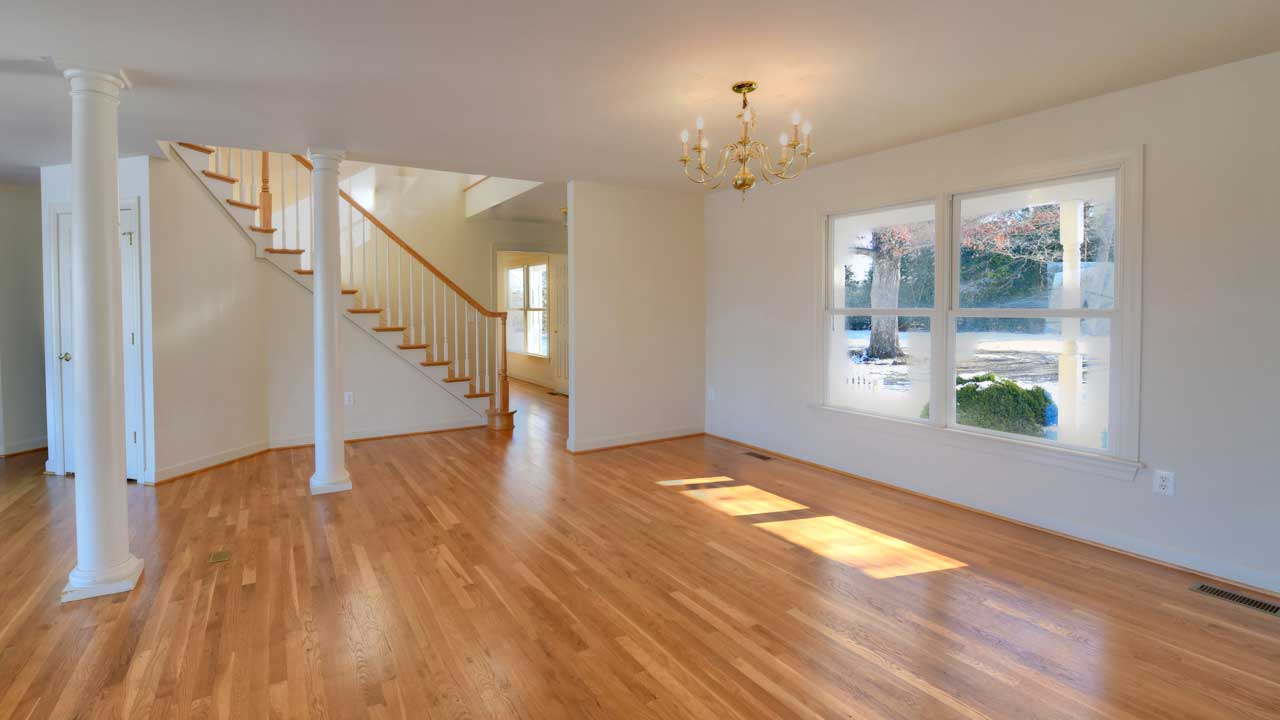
xmin=199 ymin=144 xmax=510 ymax=420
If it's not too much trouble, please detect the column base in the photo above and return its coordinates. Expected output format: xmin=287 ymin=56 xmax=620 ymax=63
xmin=487 ymin=409 xmax=516 ymax=431
xmin=61 ymin=554 xmax=143 ymax=603
xmin=309 ymin=469 xmax=351 ymax=495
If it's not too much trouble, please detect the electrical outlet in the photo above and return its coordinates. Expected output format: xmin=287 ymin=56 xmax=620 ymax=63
xmin=1153 ymin=470 xmax=1175 ymax=496
xmin=344 ymin=391 xmax=354 ymax=406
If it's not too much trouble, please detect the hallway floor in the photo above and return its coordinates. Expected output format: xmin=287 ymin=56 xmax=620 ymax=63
xmin=0 ymin=380 xmax=1276 ymax=718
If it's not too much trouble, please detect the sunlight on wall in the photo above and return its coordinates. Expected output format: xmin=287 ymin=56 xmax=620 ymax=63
xmin=754 ymin=515 xmax=967 ymax=579
xmin=679 ymin=485 xmax=808 ymax=517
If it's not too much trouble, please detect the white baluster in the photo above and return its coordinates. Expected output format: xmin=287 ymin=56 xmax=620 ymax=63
xmin=432 ymin=276 xmax=439 ymax=362
xmin=408 ymin=258 xmax=415 ymax=344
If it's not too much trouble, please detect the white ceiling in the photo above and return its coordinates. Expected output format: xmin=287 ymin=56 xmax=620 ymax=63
xmin=3 ymin=1 xmax=1280 ymax=186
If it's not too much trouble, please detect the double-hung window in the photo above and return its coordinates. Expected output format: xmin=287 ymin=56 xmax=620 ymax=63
xmin=823 ymin=156 xmax=1140 ymax=461
xmin=504 ymin=261 xmax=549 ymax=357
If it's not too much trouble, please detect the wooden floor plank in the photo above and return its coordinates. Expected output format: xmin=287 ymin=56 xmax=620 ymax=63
xmin=0 ymin=379 xmax=1276 ymax=718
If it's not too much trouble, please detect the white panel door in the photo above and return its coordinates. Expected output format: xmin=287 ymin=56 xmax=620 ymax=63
xmin=49 ymin=206 xmax=146 ymax=479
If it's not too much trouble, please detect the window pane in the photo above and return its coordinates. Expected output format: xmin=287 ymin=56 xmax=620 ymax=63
xmin=529 ymin=264 xmax=547 ymax=309
xmin=507 ymin=309 xmax=526 ymax=352
xmin=954 ymin=317 xmax=1110 ymax=450
xmin=958 ymin=174 xmax=1115 ymax=309
xmin=527 ymin=309 xmax=548 ymax=356
xmin=506 ymin=267 xmax=525 ymax=310
xmin=826 ymin=315 xmax=931 ymax=420
xmin=832 ymin=203 xmax=935 ymax=309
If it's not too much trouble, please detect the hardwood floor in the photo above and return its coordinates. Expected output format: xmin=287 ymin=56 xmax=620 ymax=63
xmin=1 ymin=380 xmax=1276 ymax=719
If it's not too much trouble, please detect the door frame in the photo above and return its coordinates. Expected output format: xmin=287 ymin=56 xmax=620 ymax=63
xmin=42 ymin=197 xmax=148 ymax=479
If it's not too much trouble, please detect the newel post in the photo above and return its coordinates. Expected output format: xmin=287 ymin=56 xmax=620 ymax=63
xmin=486 ymin=311 xmax=516 ymax=431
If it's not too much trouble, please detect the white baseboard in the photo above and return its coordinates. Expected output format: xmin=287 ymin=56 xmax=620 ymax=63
xmin=149 ymin=418 xmax=485 ymax=485
xmin=1 ymin=435 xmax=48 ymax=457
xmin=150 ymin=439 xmax=269 ymax=484
xmin=267 ymin=418 xmax=484 ymax=451
xmin=568 ymin=425 xmax=704 ymax=453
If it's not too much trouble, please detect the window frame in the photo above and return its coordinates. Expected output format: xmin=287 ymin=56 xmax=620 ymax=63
xmin=502 ymin=259 xmax=550 ymax=359
xmin=818 ymin=148 xmax=1143 ymax=470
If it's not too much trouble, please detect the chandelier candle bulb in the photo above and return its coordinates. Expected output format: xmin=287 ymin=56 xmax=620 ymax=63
xmin=676 ymin=80 xmax=814 ymax=196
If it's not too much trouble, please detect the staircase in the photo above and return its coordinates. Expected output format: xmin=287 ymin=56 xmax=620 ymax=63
xmin=168 ymin=142 xmax=515 ymax=430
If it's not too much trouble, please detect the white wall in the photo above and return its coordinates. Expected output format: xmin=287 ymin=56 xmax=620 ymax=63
xmin=705 ymin=52 xmax=1280 ymax=592
xmin=147 ymin=156 xmax=270 ymax=480
xmin=568 ymin=181 xmax=705 ymax=451
xmin=0 ymin=183 xmax=46 ymax=455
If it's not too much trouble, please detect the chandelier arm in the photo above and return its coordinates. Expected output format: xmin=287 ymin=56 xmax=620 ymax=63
xmin=753 ymin=140 xmax=809 ymax=180
xmin=773 ymin=151 xmax=810 ymax=180
xmin=683 ymin=145 xmax=735 ymax=185
xmin=749 ymin=141 xmax=784 ymax=179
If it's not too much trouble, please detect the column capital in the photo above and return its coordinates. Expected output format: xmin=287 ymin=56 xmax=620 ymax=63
xmin=63 ymin=68 xmax=128 ymax=99
xmin=307 ymin=148 xmax=345 ymax=171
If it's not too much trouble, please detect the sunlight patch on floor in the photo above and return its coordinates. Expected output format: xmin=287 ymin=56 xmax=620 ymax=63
xmin=656 ymin=476 xmax=736 ymax=486
xmin=680 ymin=485 xmax=808 ymax=517
xmin=754 ymin=515 xmax=967 ymax=579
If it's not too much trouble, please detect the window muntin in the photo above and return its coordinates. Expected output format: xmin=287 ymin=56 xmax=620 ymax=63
xmin=823 ymin=167 xmax=1130 ymax=459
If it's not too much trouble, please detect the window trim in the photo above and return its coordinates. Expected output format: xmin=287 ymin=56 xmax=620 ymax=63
xmin=818 ymin=147 xmax=1144 ymax=469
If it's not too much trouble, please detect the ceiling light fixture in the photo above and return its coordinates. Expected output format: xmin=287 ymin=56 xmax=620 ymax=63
xmin=679 ymin=81 xmax=813 ymax=196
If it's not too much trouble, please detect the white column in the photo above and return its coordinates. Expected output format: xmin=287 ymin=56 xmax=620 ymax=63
xmin=61 ymin=69 xmax=143 ymax=603
xmin=308 ymin=149 xmax=351 ymax=495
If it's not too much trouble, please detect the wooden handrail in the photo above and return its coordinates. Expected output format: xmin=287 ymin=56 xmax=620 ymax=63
xmin=463 ymin=175 xmax=490 ymax=192
xmin=291 ymin=154 xmax=505 ymax=319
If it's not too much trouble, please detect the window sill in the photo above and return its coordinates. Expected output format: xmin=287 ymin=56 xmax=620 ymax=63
xmin=813 ymin=403 xmax=1142 ymax=483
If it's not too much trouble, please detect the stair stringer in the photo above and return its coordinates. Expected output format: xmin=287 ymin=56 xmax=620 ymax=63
xmin=162 ymin=141 xmax=492 ymax=421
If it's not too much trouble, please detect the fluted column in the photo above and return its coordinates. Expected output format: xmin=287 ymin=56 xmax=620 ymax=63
xmin=308 ymin=149 xmax=351 ymax=495
xmin=61 ymin=68 xmax=144 ymax=603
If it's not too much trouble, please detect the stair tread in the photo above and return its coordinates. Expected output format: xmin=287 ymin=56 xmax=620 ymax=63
xmin=342 ymin=288 xmax=358 ymax=295
xmin=202 ymin=169 xmax=237 ymax=184
xmin=464 ymin=392 xmax=494 ymax=399
xmin=178 ymin=142 xmax=216 ymax=154
xmin=264 ymin=248 xmax=305 ymax=255
xmin=443 ymin=376 xmax=472 ymax=383
xmin=294 ymin=269 xmax=313 ymax=275
xmin=249 ymin=225 xmax=277 ymax=234
xmin=227 ymin=198 xmax=259 ymax=210
xmin=348 ymin=308 xmax=383 ymax=314
xmin=372 ymin=326 xmax=407 ymax=332
xmin=398 ymin=343 xmax=429 ymax=349
xmin=420 ymin=360 xmax=451 ymax=367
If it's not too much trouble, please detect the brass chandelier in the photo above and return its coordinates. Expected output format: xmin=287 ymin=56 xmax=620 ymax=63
xmin=679 ymin=80 xmax=813 ymax=196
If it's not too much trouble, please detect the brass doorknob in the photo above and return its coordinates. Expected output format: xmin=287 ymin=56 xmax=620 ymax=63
xmin=59 ymin=352 xmax=71 ymax=362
